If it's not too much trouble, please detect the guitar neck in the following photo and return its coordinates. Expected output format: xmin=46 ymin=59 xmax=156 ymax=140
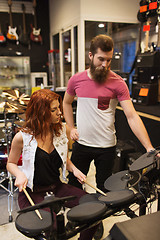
xmin=145 ymin=21 xmax=150 ymax=52
xmin=157 ymin=6 xmax=160 ymax=48
xmin=22 ymin=10 xmax=26 ymax=34
xmin=9 ymin=5 xmax=13 ymax=27
xmin=157 ymin=21 xmax=160 ymax=48
xmin=138 ymin=22 xmax=143 ymax=53
xmin=32 ymin=0 xmax=37 ymax=29
xmin=33 ymin=6 xmax=37 ymax=29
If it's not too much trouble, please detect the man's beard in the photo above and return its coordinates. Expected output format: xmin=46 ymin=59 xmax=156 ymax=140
xmin=90 ymin=60 xmax=110 ymax=84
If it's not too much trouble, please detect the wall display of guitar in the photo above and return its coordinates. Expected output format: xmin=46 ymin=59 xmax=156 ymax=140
xmin=157 ymin=4 xmax=160 ymax=50
xmin=0 ymin=24 xmax=6 ymax=44
xmin=143 ymin=19 xmax=151 ymax=52
xmin=6 ymin=0 xmax=19 ymax=43
xmin=143 ymin=0 xmax=159 ymax=52
xmin=30 ymin=0 xmax=42 ymax=44
xmin=137 ymin=0 xmax=148 ymax=23
xmin=147 ymin=0 xmax=159 ymax=18
xmin=130 ymin=0 xmax=149 ymax=74
xmin=19 ymin=4 xmax=30 ymax=48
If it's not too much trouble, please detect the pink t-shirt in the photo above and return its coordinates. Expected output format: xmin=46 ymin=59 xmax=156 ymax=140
xmin=67 ymin=70 xmax=130 ymax=148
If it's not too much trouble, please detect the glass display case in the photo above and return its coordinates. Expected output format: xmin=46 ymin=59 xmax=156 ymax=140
xmin=62 ymin=29 xmax=72 ymax=87
xmin=0 ymin=56 xmax=31 ymax=95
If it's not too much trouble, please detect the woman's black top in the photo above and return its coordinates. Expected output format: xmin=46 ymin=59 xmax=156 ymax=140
xmin=33 ymin=147 xmax=62 ymax=186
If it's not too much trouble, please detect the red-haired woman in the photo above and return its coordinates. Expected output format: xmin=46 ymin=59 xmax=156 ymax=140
xmin=7 ymin=89 xmax=97 ymax=240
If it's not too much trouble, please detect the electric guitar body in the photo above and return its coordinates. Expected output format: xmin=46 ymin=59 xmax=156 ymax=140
xmin=7 ymin=26 xmax=18 ymax=41
xmin=6 ymin=0 xmax=18 ymax=43
xmin=30 ymin=25 xmax=42 ymax=43
xmin=30 ymin=0 xmax=42 ymax=44
xmin=0 ymin=25 xmax=6 ymax=44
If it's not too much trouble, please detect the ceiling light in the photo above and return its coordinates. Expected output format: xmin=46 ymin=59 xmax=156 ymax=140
xmin=16 ymin=51 xmax=22 ymax=56
xmin=98 ymin=23 xmax=105 ymax=28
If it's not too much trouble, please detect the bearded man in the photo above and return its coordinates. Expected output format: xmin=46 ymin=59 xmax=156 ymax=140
xmin=63 ymin=34 xmax=155 ymax=192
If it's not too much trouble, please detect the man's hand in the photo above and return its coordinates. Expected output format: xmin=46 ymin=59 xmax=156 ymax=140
xmin=70 ymin=128 xmax=79 ymax=141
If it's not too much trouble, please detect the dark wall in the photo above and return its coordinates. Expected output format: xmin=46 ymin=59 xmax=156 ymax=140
xmin=115 ymin=108 xmax=160 ymax=153
xmin=0 ymin=0 xmax=50 ymax=75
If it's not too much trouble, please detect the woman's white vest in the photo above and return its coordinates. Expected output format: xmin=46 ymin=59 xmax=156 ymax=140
xmin=20 ymin=124 xmax=68 ymax=190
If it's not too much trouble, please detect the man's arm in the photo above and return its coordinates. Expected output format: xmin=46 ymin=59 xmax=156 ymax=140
xmin=120 ymin=99 xmax=154 ymax=152
xmin=63 ymin=91 xmax=79 ymax=140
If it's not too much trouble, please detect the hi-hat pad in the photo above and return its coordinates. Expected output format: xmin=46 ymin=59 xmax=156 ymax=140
xmin=104 ymin=170 xmax=141 ymax=191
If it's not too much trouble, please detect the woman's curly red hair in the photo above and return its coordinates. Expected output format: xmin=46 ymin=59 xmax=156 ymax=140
xmin=22 ymin=89 xmax=63 ymax=138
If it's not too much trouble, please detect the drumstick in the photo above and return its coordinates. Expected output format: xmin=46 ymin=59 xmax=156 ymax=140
xmin=83 ymin=180 xmax=107 ymax=196
xmin=22 ymin=188 xmax=43 ymax=220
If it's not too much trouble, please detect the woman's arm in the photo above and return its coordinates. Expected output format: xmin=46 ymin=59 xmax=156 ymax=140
xmin=7 ymin=132 xmax=28 ymax=192
xmin=65 ymin=124 xmax=86 ymax=183
xmin=66 ymin=157 xmax=86 ymax=183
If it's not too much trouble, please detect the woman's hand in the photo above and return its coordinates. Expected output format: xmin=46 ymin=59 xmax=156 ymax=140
xmin=66 ymin=156 xmax=86 ymax=184
xmin=14 ymin=172 xmax=28 ymax=192
xmin=72 ymin=167 xmax=86 ymax=184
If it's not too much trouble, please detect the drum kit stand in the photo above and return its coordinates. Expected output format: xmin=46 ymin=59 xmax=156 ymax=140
xmin=14 ymin=149 xmax=160 ymax=240
xmin=0 ymin=89 xmax=29 ymax=222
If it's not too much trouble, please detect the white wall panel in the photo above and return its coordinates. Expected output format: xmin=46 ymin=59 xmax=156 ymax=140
xmin=50 ymin=0 xmax=139 ymax=35
xmin=80 ymin=0 xmax=139 ymax=23
xmin=49 ymin=0 xmax=80 ymax=35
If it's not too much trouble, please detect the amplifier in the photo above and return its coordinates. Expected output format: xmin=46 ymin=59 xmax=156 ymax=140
xmin=132 ymin=82 xmax=158 ymax=105
xmin=136 ymin=51 xmax=160 ymax=68
xmin=137 ymin=67 xmax=159 ymax=83
xmin=110 ymin=211 xmax=160 ymax=240
xmin=131 ymin=75 xmax=138 ymax=97
xmin=111 ymin=53 xmax=121 ymax=71
xmin=136 ymin=52 xmax=160 ymax=84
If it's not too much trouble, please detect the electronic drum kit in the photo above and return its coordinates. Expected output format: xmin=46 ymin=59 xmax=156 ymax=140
xmin=15 ymin=149 xmax=160 ymax=239
xmin=0 ymin=89 xmax=160 ymax=235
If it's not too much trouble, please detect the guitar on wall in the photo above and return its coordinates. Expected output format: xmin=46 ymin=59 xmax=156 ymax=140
xmin=130 ymin=0 xmax=148 ymax=74
xmin=155 ymin=1 xmax=160 ymax=50
xmin=144 ymin=18 xmax=151 ymax=52
xmin=0 ymin=24 xmax=6 ymax=44
xmin=157 ymin=4 xmax=160 ymax=102
xmin=19 ymin=4 xmax=30 ymax=47
xmin=143 ymin=0 xmax=159 ymax=52
xmin=6 ymin=0 xmax=19 ymax=42
xmin=137 ymin=0 xmax=151 ymax=52
xmin=30 ymin=0 xmax=42 ymax=44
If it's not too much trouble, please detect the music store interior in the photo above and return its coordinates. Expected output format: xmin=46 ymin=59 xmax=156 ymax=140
xmin=0 ymin=0 xmax=160 ymax=239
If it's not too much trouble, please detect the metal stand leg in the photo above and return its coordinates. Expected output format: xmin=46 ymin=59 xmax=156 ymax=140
xmin=0 ymin=173 xmax=14 ymax=222
xmin=1 ymin=104 xmax=16 ymax=222
xmin=8 ymin=174 xmax=14 ymax=222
